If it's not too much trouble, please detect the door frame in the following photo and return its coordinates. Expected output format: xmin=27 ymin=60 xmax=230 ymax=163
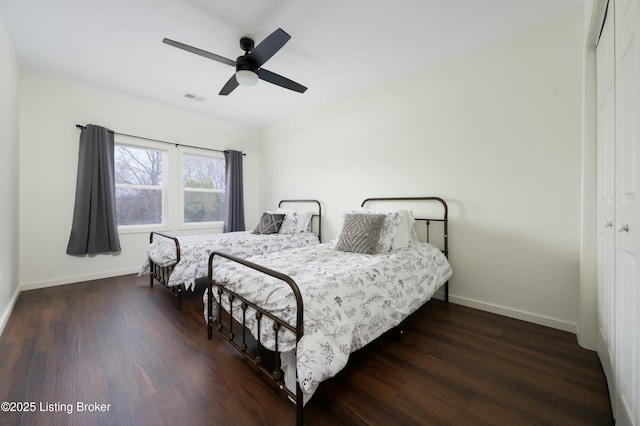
xmin=579 ymin=0 xmax=609 ymax=350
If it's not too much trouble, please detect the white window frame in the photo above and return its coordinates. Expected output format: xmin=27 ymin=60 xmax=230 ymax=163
xmin=114 ymin=135 xmax=170 ymax=234
xmin=179 ymin=146 xmax=225 ymax=231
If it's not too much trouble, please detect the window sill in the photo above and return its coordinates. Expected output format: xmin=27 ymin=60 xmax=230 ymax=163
xmin=179 ymin=221 xmax=224 ymax=232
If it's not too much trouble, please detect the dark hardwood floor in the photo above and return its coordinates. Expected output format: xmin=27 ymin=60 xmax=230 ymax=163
xmin=0 ymin=274 xmax=613 ymax=425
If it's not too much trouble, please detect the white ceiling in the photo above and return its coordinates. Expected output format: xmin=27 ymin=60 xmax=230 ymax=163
xmin=0 ymin=0 xmax=584 ymax=127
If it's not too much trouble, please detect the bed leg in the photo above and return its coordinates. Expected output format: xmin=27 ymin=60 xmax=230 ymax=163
xmin=296 ymin=383 xmax=304 ymax=426
xmin=389 ymin=325 xmax=404 ymax=342
xmin=445 ymin=281 xmax=449 ymax=303
xmin=177 ymin=286 xmax=182 ymax=311
xmin=207 ymin=311 xmax=212 ymax=340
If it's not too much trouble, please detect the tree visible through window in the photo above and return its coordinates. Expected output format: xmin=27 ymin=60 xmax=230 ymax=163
xmin=114 ymin=144 xmax=165 ymax=226
xmin=183 ymin=153 xmax=225 ymax=223
xmin=113 ymin=142 xmax=226 ymax=228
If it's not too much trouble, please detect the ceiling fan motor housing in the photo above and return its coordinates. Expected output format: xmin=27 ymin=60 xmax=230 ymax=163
xmin=236 ymin=55 xmax=258 ymax=73
xmin=237 ymin=37 xmax=257 ymax=74
xmin=239 ymin=37 xmax=254 ymax=53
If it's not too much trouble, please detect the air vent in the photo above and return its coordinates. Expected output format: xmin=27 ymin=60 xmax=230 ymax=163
xmin=183 ymin=93 xmax=207 ymax=102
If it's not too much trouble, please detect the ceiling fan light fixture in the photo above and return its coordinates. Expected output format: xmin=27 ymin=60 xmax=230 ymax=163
xmin=236 ymin=69 xmax=259 ymax=86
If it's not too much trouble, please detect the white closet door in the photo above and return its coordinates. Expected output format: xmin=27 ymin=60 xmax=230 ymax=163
xmin=596 ymin=1 xmax=616 ymax=407
xmin=615 ymin=0 xmax=640 ymax=423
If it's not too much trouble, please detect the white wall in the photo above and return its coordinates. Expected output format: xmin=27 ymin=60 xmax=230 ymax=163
xmin=261 ymin=11 xmax=584 ymax=332
xmin=0 ymin=13 xmax=20 ymax=332
xmin=18 ymin=70 xmax=261 ymax=289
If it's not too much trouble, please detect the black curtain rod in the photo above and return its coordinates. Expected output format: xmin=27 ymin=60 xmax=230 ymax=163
xmin=75 ymin=124 xmax=245 ymax=156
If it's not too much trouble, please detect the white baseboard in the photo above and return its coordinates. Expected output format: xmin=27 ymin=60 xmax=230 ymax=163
xmin=447 ymin=293 xmax=578 ymax=334
xmin=0 ymin=284 xmax=21 ymax=337
xmin=21 ymin=267 xmax=140 ymax=291
xmin=14 ymin=276 xmax=578 ymax=336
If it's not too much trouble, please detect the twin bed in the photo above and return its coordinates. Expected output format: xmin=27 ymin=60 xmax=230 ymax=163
xmin=140 ymin=199 xmax=322 ymax=309
xmin=140 ymin=196 xmax=452 ymax=424
xmin=204 ymin=197 xmax=452 ymax=425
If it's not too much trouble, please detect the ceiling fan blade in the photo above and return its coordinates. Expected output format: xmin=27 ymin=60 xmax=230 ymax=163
xmin=258 ymin=69 xmax=307 ymax=93
xmin=219 ymin=74 xmax=239 ymax=96
xmin=163 ymin=38 xmax=236 ymax=67
xmin=247 ymin=28 xmax=291 ymax=67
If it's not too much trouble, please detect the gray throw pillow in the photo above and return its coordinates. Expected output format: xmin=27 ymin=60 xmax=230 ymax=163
xmin=336 ymin=213 xmax=385 ymax=254
xmin=252 ymin=212 xmax=285 ymax=235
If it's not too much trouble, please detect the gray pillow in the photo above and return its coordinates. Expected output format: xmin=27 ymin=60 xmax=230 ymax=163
xmin=252 ymin=212 xmax=285 ymax=235
xmin=336 ymin=213 xmax=386 ymax=254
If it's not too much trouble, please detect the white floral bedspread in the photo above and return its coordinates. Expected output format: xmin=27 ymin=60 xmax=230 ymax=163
xmin=204 ymin=241 xmax=452 ymax=396
xmin=139 ymin=231 xmax=320 ymax=290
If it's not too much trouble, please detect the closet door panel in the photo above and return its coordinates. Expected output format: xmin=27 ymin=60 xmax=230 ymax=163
xmin=616 ymin=249 xmax=637 ymax=424
xmin=596 ymin=0 xmax=616 ymax=402
xmin=615 ymin=0 xmax=640 ymax=423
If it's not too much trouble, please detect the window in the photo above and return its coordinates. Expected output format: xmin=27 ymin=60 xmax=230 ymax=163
xmin=113 ymin=139 xmax=225 ymax=232
xmin=114 ymin=144 xmax=166 ymax=226
xmin=182 ymin=152 xmax=225 ymax=224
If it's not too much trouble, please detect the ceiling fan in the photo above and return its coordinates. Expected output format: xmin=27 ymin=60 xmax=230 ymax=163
xmin=163 ymin=28 xmax=307 ymax=96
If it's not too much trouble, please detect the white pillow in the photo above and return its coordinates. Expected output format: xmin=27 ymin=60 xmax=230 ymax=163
xmin=409 ymin=210 xmax=420 ymax=242
xmin=274 ymin=209 xmax=313 ymax=234
xmin=368 ymin=208 xmax=416 ymax=250
xmin=390 ymin=210 xmax=416 ymax=250
xmin=296 ymin=210 xmax=314 ymax=232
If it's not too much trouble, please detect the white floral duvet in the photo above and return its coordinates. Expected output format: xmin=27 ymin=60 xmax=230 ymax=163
xmin=139 ymin=231 xmax=320 ymax=290
xmin=205 ymin=241 xmax=452 ymax=397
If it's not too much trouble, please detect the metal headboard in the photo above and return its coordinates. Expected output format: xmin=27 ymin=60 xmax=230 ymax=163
xmin=278 ymin=199 xmax=322 ymax=241
xmin=360 ymin=196 xmax=449 ymax=301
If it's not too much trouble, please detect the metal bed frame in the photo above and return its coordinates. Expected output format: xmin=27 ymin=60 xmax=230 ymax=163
xmin=148 ymin=199 xmax=322 ymax=310
xmin=206 ymin=197 xmax=449 ymax=425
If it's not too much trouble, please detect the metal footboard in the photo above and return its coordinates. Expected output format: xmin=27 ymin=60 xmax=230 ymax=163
xmin=207 ymin=251 xmax=305 ymax=425
xmin=149 ymin=231 xmax=184 ymax=310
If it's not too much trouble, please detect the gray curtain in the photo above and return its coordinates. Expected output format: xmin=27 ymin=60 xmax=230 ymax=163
xmin=223 ymin=150 xmax=245 ymax=232
xmin=66 ymin=124 xmax=121 ymax=255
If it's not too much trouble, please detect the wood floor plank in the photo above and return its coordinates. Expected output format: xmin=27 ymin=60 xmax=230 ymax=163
xmin=0 ymin=274 xmax=613 ymax=425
